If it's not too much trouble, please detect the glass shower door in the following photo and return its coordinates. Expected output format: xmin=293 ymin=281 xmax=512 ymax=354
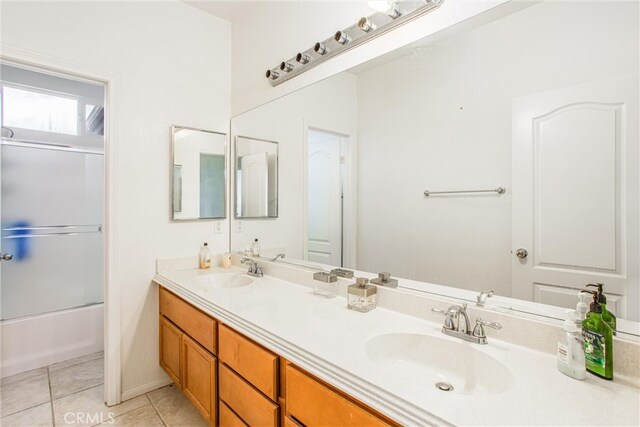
xmin=0 ymin=143 xmax=104 ymax=320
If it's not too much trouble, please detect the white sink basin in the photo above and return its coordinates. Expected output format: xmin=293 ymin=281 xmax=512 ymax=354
xmin=365 ymin=333 xmax=514 ymax=395
xmin=191 ymin=272 xmax=253 ymax=289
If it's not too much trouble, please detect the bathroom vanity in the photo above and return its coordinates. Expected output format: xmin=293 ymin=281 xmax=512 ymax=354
xmin=154 ymin=263 xmax=640 ymax=427
xmin=157 ymin=280 xmax=397 ymax=427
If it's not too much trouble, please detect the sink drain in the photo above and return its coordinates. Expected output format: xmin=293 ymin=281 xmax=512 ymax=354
xmin=435 ymin=382 xmax=454 ymax=392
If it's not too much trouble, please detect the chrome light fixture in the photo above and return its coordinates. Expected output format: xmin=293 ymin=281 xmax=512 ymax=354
xmin=296 ymin=53 xmax=311 ymax=64
xmin=265 ymin=69 xmax=280 ymax=80
xmin=314 ymin=42 xmax=329 ymax=55
xmin=334 ymin=30 xmax=351 ymax=45
xmin=266 ymin=0 xmax=444 ymax=86
xmin=279 ymin=61 xmax=294 ymax=72
xmin=358 ymin=17 xmax=376 ymax=33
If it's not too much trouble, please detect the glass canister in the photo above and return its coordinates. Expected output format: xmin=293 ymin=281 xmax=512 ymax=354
xmin=313 ymin=272 xmax=338 ymax=298
xmin=347 ymin=277 xmax=377 ymax=312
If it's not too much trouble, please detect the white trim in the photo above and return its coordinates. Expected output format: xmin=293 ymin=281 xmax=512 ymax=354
xmin=0 ymin=44 xmax=122 ymax=406
xmin=120 ymin=377 xmax=172 ymax=402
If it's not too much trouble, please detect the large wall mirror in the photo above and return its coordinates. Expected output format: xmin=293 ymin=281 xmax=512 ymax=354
xmin=230 ymin=1 xmax=639 ymax=334
xmin=234 ymin=136 xmax=278 ymax=219
xmin=172 ymin=126 xmax=226 ymax=220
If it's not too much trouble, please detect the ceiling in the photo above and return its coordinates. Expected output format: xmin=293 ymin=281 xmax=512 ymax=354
xmin=184 ymin=1 xmax=263 ymax=23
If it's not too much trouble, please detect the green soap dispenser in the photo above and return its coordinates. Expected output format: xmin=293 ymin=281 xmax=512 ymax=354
xmin=587 ymin=283 xmax=616 ymax=335
xmin=581 ymin=290 xmax=613 ymax=380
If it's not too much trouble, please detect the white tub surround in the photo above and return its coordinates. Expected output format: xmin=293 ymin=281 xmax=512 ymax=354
xmin=0 ymin=304 xmax=104 ymax=378
xmin=154 ymin=263 xmax=640 ymax=426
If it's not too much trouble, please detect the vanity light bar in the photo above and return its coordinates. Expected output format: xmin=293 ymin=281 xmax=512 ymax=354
xmin=265 ymin=0 xmax=444 ymax=87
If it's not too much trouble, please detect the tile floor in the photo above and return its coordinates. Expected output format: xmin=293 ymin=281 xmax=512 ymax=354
xmin=0 ymin=352 xmax=206 ymax=427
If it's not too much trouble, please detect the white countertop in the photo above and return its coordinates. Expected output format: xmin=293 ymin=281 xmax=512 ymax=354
xmin=154 ymin=267 xmax=640 ymax=427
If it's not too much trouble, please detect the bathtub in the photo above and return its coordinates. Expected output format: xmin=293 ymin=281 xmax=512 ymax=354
xmin=0 ymin=303 xmax=104 ymax=377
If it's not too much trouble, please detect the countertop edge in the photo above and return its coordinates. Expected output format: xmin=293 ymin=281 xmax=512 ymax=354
xmin=153 ymin=274 xmax=454 ymax=427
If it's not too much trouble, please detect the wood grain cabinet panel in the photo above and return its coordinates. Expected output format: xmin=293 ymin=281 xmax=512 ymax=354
xmin=159 ymin=316 xmax=182 ymax=386
xmin=286 ymin=364 xmax=395 ymax=427
xmin=284 ymin=416 xmax=302 ymax=427
xmin=219 ymin=363 xmax=279 ymax=427
xmin=182 ymin=334 xmax=217 ymax=425
xmin=218 ymin=323 xmax=278 ymax=401
xmin=219 ymin=401 xmax=248 ymax=427
xmin=160 ymin=287 xmax=217 ymax=354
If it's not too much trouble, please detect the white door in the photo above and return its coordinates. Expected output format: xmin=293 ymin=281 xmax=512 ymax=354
xmin=241 ymin=152 xmax=268 ymax=217
xmin=307 ymin=130 xmax=342 ymax=265
xmin=512 ymin=73 xmax=639 ymax=320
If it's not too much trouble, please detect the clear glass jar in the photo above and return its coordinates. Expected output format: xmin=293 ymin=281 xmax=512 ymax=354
xmin=313 ymin=281 xmax=338 ymax=298
xmin=347 ymin=278 xmax=377 ymax=312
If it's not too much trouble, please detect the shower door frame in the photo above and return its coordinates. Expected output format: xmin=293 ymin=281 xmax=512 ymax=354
xmin=0 ymin=46 xmax=122 ymax=406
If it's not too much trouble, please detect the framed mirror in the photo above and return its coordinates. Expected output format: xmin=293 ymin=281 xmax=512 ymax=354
xmin=230 ymin=1 xmax=640 ymax=336
xmin=171 ymin=125 xmax=226 ymax=221
xmin=234 ymin=136 xmax=278 ymax=219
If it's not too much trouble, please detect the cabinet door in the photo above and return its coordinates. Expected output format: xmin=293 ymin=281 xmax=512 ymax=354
xmin=159 ymin=316 xmax=182 ymax=386
xmin=182 ymin=334 xmax=217 ymax=425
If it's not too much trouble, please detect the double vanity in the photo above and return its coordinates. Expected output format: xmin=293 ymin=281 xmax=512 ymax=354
xmin=154 ymin=259 xmax=640 ymax=426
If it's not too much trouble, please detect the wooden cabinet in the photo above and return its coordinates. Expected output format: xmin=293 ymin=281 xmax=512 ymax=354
xmin=219 ymin=363 xmax=279 ymax=427
xmin=160 ymin=286 xmax=217 ymax=354
xmin=218 ymin=324 xmax=278 ymax=401
xmin=158 ymin=285 xmax=399 ymax=427
xmin=159 ymin=316 xmax=182 ymax=386
xmin=182 ymin=334 xmax=217 ymax=424
xmin=159 ymin=287 xmax=217 ymax=426
xmin=219 ymin=402 xmax=247 ymax=427
xmin=285 ymin=364 xmax=397 ymax=427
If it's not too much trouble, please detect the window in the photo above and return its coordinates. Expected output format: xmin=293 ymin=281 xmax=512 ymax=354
xmin=2 ymin=86 xmax=79 ymax=135
xmin=85 ymin=104 xmax=104 ymax=136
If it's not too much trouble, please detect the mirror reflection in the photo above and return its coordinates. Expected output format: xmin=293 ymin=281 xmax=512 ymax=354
xmin=172 ymin=126 xmax=226 ymax=220
xmin=230 ymin=1 xmax=639 ymax=324
xmin=235 ymin=136 xmax=278 ymax=219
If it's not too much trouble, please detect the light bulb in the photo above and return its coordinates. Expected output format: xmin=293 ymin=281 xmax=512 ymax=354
xmin=367 ymin=0 xmax=394 ymax=13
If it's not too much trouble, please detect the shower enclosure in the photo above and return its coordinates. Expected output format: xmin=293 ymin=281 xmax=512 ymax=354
xmin=0 ymin=63 xmax=105 ymax=377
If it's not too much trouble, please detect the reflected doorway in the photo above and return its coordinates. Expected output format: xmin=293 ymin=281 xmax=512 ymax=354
xmin=306 ymin=128 xmax=347 ymax=267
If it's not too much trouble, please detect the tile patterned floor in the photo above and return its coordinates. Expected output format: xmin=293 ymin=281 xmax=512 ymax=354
xmin=0 ymin=353 xmax=206 ymax=427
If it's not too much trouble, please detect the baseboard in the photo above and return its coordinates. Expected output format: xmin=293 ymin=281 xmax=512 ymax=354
xmin=120 ymin=377 xmax=172 ymax=403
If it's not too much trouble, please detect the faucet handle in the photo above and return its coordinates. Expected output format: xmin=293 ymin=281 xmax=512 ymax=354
xmin=472 ymin=317 xmax=502 ymax=339
xmin=432 ymin=307 xmax=455 ymax=330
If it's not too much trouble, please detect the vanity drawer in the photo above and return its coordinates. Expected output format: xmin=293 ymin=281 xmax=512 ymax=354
xmin=219 ymin=363 xmax=278 ymax=427
xmin=219 ymin=401 xmax=247 ymax=427
xmin=285 ymin=364 xmax=395 ymax=427
xmin=218 ymin=323 xmax=278 ymax=401
xmin=159 ymin=287 xmax=216 ymax=354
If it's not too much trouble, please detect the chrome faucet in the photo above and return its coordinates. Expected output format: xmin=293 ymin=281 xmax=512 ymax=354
xmin=432 ymin=303 xmax=501 ymax=344
xmin=241 ymin=258 xmax=264 ymax=278
xmin=270 ymin=253 xmax=285 ymax=262
xmin=476 ymin=289 xmax=494 ymax=306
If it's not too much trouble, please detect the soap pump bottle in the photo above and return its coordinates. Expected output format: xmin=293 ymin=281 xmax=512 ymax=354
xmin=557 ymin=310 xmax=586 ymax=380
xmin=575 ymin=292 xmax=590 ymax=326
xmin=199 ymin=242 xmax=212 ymax=270
xmin=251 ymin=238 xmax=261 ymax=257
xmin=581 ymin=290 xmax=613 ymax=380
xmin=587 ymin=283 xmax=616 ymax=335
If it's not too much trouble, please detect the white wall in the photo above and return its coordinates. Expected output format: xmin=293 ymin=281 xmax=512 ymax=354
xmin=231 ymin=72 xmax=358 ymax=258
xmin=1 ymin=1 xmax=231 ymax=398
xmin=230 ymin=0 xmax=510 ymax=115
xmin=356 ymin=1 xmax=639 ymax=294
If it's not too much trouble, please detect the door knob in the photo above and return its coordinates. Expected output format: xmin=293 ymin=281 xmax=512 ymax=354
xmin=1 ymin=253 xmax=13 ymax=261
xmin=515 ymin=248 xmax=528 ymax=259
